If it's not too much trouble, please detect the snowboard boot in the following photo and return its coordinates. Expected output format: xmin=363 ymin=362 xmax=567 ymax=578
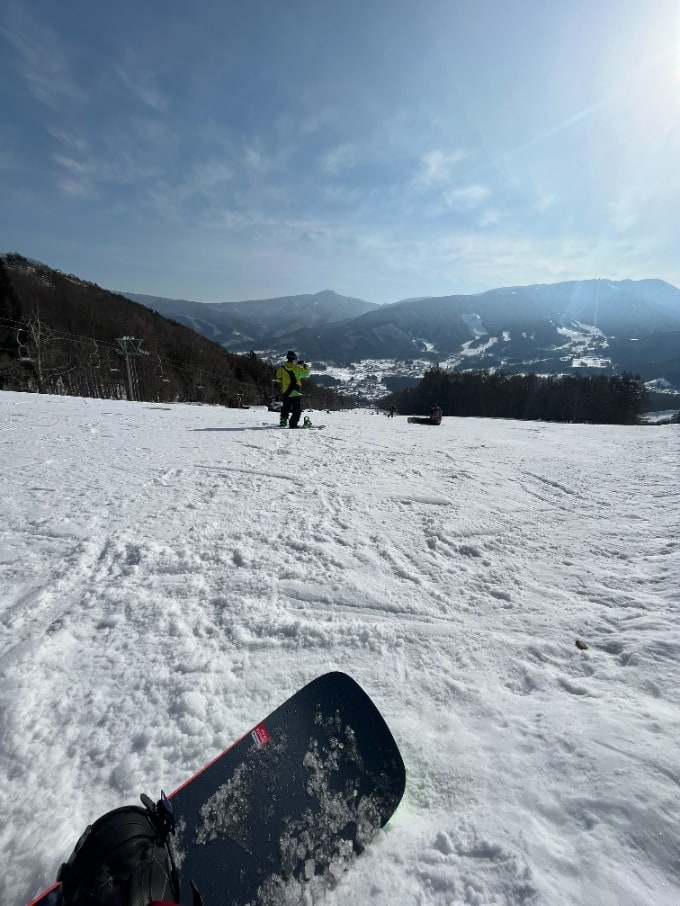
xmin=279 ymin=415 xmax=288 ymax=427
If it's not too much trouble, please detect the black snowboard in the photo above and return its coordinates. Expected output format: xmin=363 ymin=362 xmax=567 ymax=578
xmin=28 ymin=672 xmax=406 ymax=906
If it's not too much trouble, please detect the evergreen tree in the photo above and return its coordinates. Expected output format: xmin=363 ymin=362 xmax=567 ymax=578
xmin=382 ymin=368 xmax=647 ymax=425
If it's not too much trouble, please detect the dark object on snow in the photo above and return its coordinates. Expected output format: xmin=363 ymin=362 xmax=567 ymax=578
xmin=575 ymin=639 xmax=589 ymax=650
xmin=407 ymin=404 xmax=443 ymax=426
xmin=56 ymin=793 xmax=180 ymax=906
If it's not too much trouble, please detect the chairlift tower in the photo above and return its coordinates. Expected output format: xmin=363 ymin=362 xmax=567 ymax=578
xmin=116 ymin=336 xmax=146 ymax=400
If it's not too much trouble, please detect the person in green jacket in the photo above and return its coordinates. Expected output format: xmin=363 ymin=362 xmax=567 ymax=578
xmin=275 ymin=351 xmax=310 ymax=428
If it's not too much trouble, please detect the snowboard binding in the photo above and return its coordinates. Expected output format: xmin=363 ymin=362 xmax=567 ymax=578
xmin=140 ymin=791 xmax=176 ymax=841
xmin=56 ymin=792 xmax=182 ymax=906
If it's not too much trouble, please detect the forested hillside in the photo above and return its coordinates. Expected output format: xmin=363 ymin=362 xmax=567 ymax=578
xmin=0 ymin=255 xmax=343 ymax=409
xmin=384 ymin=367 xmax=648 ymax=424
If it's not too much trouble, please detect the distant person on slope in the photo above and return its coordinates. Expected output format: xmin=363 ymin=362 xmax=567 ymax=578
xmin=429 ymin=404 xmax=443 ymax=425
xmin=275 ymin=351 xmax=310 ymax=428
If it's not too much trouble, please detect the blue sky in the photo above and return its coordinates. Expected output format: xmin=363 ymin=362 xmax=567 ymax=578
xmin=2 ymin=0 xmax=679 ymax=305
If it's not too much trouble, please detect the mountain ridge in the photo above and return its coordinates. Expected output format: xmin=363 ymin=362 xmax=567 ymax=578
xmin=122 ymin=277 xmax=680 ymax=391
xmin=2 ymin=251 xmax=678 ymax=398
xmin=121 ymin=288 xmax=378 ymax=347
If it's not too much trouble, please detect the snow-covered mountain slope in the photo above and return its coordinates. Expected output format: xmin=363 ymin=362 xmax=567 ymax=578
xmin=1 ymin=393 xmax=679 ymax=906
xmin=129 ymin=278 xmax=680 ymax=391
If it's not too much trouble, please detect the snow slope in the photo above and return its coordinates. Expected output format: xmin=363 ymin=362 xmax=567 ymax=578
xmin=1 ymin=392 xmax=678 ymax=906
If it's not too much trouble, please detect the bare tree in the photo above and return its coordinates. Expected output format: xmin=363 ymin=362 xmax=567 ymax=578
xmin=25 ymin=311 xmax=56 ymax=392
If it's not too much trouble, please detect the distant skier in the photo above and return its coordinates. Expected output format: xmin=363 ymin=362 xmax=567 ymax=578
xmin=388 ymin=404 xmax=396 ymax=417
xmin=275 ymin=351 xmax=310 ymax=428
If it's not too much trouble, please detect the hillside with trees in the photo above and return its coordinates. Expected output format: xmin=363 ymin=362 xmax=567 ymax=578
xmin=383 ymin=367 xmax=647 ymax=425
xmin=0 ymin=255 xmax=345 ymax=410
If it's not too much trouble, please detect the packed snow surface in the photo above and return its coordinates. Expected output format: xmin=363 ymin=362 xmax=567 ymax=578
xmin=1 ymin=392 xmax=679 ymax=906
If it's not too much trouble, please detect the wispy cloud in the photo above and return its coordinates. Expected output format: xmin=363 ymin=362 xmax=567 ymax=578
xmin=184 ymin=160 xmax=233 ymax=195
xmin=1 ymin=6 xmax=85 ymax=110
xmin=607 ymin=198 xmax=639 ymax=234
xmin=477 ymin=209 xmax=500 ymax=228
xmin=115 ymin=65 xmax=169 ymax=112
xmin=533 ymin=193 xmax=556 ymax=214
xmin=417 ymin=181 xmax=493 ymax=222
xmin=46 ymin=126 xmax=89 ymax=155
xmin=241 ymin=138 xmax=291 ymax=175
xmin=321 ymin=143 xmax=358 ymax=175
xmin=312 ymin=220 xmax=588 ymax=289
xmin=443 ymin=184 xmax=490 ymax=208
xmin=46 ymin=121 xmax=171 ymax=200
xmin=140 ymin=158 xmax=236 ymax=224
xmin=56 ymin=175 xmax=97 ymax=199
xmin=418 ymin=148 xmax=466 ymax=186
xmin=51 ymin=149 xmax=98 ymax=198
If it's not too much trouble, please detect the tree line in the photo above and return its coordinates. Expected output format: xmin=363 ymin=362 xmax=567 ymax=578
xmin=382 ymin=367 xmax=648 ymax=425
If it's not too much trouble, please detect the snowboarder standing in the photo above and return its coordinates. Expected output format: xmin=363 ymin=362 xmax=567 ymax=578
xmin=275 ymin=351 xmax=310 ymax=428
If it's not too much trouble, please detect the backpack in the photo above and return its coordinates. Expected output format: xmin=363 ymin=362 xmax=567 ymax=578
xmin=281 ymin=364 xmax=301 ymax=397
xmin=56 ymin=793 xmax=185 ymax=906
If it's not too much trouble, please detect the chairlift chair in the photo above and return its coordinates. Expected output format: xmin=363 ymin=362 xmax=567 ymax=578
xmin=16 ymin=328 xmax=33 ymax=362
xmin=154 ymin=356 xmax=170 ymax=383
xmin=89 ymin=339 xmax=101 ymax=369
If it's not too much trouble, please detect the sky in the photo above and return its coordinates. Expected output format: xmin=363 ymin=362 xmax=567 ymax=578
xmin=1 ymin=0 xmax=680 ymax=305
xmin=2 ymin=393 xmax=679 ymax=906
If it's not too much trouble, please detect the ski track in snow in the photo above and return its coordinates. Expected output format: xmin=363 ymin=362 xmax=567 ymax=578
xmin=1 ymin=393 xmax=679 ymax=906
